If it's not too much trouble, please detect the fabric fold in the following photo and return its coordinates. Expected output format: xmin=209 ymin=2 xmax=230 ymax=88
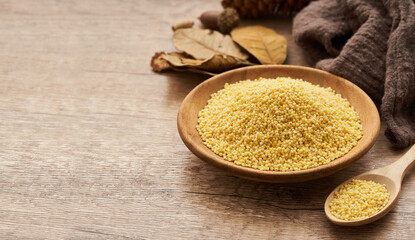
xmin=293 ymin=0 xmax=415 ymax=148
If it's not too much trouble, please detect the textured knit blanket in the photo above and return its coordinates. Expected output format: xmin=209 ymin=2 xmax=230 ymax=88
xmin=293 ymin=0 xmax=415 ymax=148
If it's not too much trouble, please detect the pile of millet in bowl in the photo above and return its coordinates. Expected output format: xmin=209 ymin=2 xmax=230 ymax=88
xmin=196 ymin=77 xmax=363 ymax=171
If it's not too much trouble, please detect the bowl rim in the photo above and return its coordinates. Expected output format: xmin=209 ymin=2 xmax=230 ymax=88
xmin=177 ymin=65 xmax=380 ymax=182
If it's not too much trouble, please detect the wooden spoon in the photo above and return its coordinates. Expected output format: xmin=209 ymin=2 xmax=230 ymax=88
xmin=325 ymin=144 xmax=415 ymax=226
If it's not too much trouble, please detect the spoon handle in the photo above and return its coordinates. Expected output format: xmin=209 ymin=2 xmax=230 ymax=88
xmin=391 ymin=144 xmax=415 ymax=181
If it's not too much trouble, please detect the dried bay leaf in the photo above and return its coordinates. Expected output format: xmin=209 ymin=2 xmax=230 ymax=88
xmin=193 ymin=54 xmax=250 ymax=71
xmin=162 ymin=52 xmax=204 ymax=66
xmin=150 ymin=51 xmax=253 ymax=75
xmin=150 ymin=52 xmax=170 ymax=72
xmin=150 ymin=52 xmax=187 ymax=73
xmin=172 ymin=28 xmax=249 ymax=60
xmin=231 ymin=25 xmax=287 ymax=64
xmin=170 ymin=66 xmax=216 ymax=76
xmin=150 ymin=52 xmax=216 ymax=75
xmin=163 ymin=53 xmax=252 ymax=72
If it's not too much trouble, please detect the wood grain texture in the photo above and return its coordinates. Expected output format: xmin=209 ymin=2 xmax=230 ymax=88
xmin=0 ymin=0 xmax=414 ymax=239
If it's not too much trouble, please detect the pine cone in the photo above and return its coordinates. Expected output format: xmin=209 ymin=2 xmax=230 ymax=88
xmin=222 ymin=0 xmax=312 ymax=18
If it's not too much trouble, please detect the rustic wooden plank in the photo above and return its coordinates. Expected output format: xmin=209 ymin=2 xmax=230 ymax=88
xmin=0 ymin=0 xmax=414 ymax=239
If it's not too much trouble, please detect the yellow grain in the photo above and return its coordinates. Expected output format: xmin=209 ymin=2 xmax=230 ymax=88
xmin=196 ymin=77 xmax=363 ymax=171
xmin=329 ymin=179 xmax=390 ymax=221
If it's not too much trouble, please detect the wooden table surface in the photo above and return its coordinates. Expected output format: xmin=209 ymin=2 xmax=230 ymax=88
xmin=1 ymin=0 xmax=414 ymax=239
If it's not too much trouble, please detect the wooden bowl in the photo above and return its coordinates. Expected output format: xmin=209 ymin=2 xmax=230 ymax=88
xmin=177 ymin=65 xmax=380 ymax=182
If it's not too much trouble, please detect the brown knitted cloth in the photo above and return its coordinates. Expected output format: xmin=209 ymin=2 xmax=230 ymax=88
xmin=293 ymin=0 xmax=415 ymax=148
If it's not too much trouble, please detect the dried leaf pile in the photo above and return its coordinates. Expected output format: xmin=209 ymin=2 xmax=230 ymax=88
xmin=151 ymin=25 xmax=287 ymax=75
